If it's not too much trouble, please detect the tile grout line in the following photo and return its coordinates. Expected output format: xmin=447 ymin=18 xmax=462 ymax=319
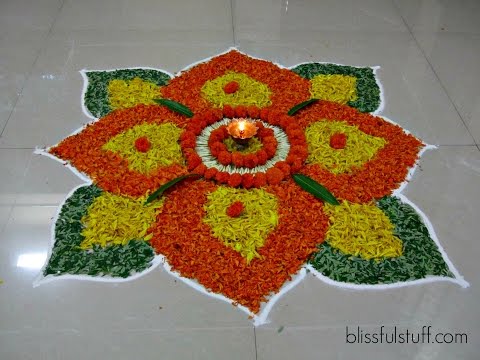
xmin=253 ymin=326 xmax=258 ymax=360
xmin=0 ymin=0 xmax=66 ymax=138
xmin=392 ymin=1 xmax=479 ymax=147
xmin=230 ymin=0 xmax=237 ymax=47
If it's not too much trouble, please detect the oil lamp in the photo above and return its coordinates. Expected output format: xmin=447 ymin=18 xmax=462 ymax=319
xmin=226 ymin=118 xmax=258 ymax=149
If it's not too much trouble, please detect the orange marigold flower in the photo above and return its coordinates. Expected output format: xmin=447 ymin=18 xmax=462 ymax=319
xmin=253 ymin=172 xmax=267 ymax=187
xmin=204 ymin=109 xmax=222 ymax=124
xmin=330 ymin=133 xmax=347 ymax=149
xmin=266 ymin=167 xmax=285 ymax=185
xmin=180 ymin=130 xmax=196 ymax=142
xmin=255 ymin=121 xmax=265 ymax=130
xmin=223 ymin=105 xmax=235 ymax=118
xmin=259 ymin=108 xmax=270 ymax=121
xmin=256 ymin=149 xmax=269 ymax=165
xmin=279 ymin=115 xmax=293 ymax=128
xmin=242 ymin=173 xmax=255 ymax=189
xmin=224 ymin=81 xmax=240 ymax=94
xmin=134 ymin=136 xmax=151 ymax=152
xmin=243 ymin=153 xmax=259 ymax=168
xmin=275 ymin=161 xmax=291 ymax=177
xmin=247 ymin=106 xmax=260 ymax=118
xmin=267 ymin=110 xmax=282 ymax=125
xmin=218 ymin=151 xmax=232 ymax=166
xmin=290 ymin=159 xmax=304 ymax=172
xmin=262 ymin=136 xmax=277 ymax=147
xmin=226 ymin=201 xmax=244 ymax=217
xmin=227 ymin=173 xmax=243 ymax=187
xmin=181 ymin=138 xmax=196 ymax=149
xmin=210 ymin=142 xmax=227 ymax=156
xmin=231 ymin=152 xmax=244 ymax=167
xmin=204 ymin=168 xmax=218 ymax=180
xmin=234 ymin=105 xmax=248 ymax=118
xmin=290 ymin=145 xmax=308 ymax=159
xmin=258 ymin=127 xmax=274 ymax=138
xmin=264 ymin=144 xmax=277 ymax=158
xmin=187 ymin=153 xmax=202 ymax=171
xmin=193 ymin=164 xmax=207 ymax=176
xmin=215 ymin=171 xmax=230 ymax=184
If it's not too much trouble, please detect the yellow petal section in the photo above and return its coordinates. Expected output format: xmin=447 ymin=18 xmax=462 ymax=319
xmin=108 ymin=77 xmax=161 ymax=110
xmin=203 ymin=187 xmax=278 ymax=263
xmin=310 ymin=74 xmax=357 ymax=104
xmin=201 ymin=71 xmax=272 ymax=108
xmin=325 ymin=201 xmax=403 ymax=261
xmin=102 ymin=123 xmax=185 ymax=174
xmin=305 ymin=120 xmax=386 ymax=174
xmin=80 ymin=192 xmax=163 ymax=250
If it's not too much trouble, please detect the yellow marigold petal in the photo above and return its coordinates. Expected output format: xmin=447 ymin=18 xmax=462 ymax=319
xmin=201 ymin=71 xmax=272 ymax=108
xmin=203 ymin=186 xmax=278 ymax=262
xmin=103 ymin=123 xmax=184 ymax=174
xmin=108 ymin=77 xmax=161 ymax=110
xmin=305 ymin=120 xmax=386 ymax=174
xmin=80 ymin=192 xmax=163 ymax=249
xmin=310 ymin=74 xmax=357 ymax=104
xmin=324 ymin=201 xmax=403 ymax=261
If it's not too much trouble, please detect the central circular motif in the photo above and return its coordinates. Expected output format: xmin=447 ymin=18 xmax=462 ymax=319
xmin=179 ymin=106 xmax=308 ymax=188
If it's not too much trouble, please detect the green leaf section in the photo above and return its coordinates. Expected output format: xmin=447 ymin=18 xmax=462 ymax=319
xmin=84 ymin=69 xmax=171 ymax=118
xmin=145 ymin=174 xmax=200 ymax=205
xmin=287 ymin=99 xmax=318 ymax=116
xmin=44 ymin=185 xmax=155 ymax=278
xmin=291 ymin=63 xmax=381 ymax=113
xmin=154 ymin=98 xmax=194 ymax=118
xmin=292 ymin=173 xmax=339 ymax=205
xmin=308 ymin=196 xmax=452 ymax=284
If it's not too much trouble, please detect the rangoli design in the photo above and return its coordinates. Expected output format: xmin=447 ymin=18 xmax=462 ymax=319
xmin=36 ymin=49 xmax=468 ymax=325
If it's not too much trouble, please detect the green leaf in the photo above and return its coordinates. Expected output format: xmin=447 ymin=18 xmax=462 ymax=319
xmin=287 ymin=98 xmax=318 ymax=116
xmin=292 ymin=173 xmax=340 ymax=205
xmin=145 ymin=174 xmax=201 ymax=205
xmin=154 ymin=98 xmax=194 ymax=118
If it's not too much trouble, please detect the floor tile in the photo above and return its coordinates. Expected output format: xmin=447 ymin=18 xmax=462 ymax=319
xmin=237 ymin=34 xmax=475 ymax=145
xmin=0 ymin=0 xmax=62 ymax=33
xmin=52 ymin=0 xmax=232 ymax=39
xmin=17 ymin=152 xmax=84 ymax=206
xmin=413 ymin=33 xmax=480 ymax=143
xmin=0 ymin=76 xmax=88 ymax=149
xmin=234 ymin=0 xmax=408 ymax=43
xmin=0 ymin=149 xmax=32 ymax=205
xmin=0 ymin=206 xmax=13 ymax=235
xmin=394 ymin=0 xmax=480 ymax=34
xmin=0 ymin=31 xmax=48 ymax=134
xmin=0 ymin=328 xmax=255 ymax=360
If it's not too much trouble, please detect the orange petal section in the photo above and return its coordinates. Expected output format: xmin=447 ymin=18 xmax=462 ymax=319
xmin=149 ymin=179 xmax=329 ymax=313
xmin=49 ymin=104 xmax=189 ymax=198
xmin=162 ymin=50 xmax=311 ymax=114
xmin=294 ymin=101 xmax=424 ymax=203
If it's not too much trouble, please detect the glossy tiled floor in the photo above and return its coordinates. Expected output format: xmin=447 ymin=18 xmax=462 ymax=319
xmin=1 ymin=1 xmax=479 ymax=359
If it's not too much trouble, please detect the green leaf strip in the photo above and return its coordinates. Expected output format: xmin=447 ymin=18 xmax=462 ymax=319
xmin=291 ymin=63 xmax=381 ymax=113
xmin=145 ymin=174 xmax=201 ymax=205
xmin=308 ymin=196 xmax=453 ymax=284
xmin=84 ymin=69 xmax=171 ymax=118
xmin=154 ymin=98 xmax=194 ymax=118
xmin=45 ymin=185 xmax=156 ymax=278
xmin=292 ymin=173 xmax=340 ymax=205
xmin=287 ymin=98 xmax=319 ymax=116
